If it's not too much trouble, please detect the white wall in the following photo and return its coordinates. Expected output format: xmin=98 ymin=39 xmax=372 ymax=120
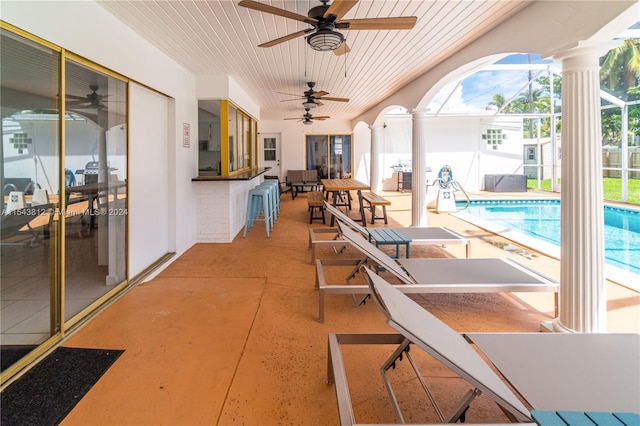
xmin=354 ymin=115 xmax=524 ymax=192
xmin=2 ymin=1 xmax=199 ymax=271
xmin=128 ymin=83 xmax=171 ymax=277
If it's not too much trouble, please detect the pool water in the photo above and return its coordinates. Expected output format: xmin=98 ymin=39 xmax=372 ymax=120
xmin=461 ymin=199 xmax=640 ymax=276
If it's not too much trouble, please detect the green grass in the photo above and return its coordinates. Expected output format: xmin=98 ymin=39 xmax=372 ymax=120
xmin=527 ymin=177 xmax=640 ymax=205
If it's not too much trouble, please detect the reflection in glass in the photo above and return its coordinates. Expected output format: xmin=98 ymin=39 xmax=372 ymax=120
xmin=1 ymin=29 xmax=60 ymax=364
xmin=64 ymin=60 xmax=127 ymax=321
xmin=228 ymin=104 xmax=236 ymax=172
xmin=197 ymin=101 xmax=221 ymax=175
xmin=306 ymin=134 xmax=351 ymax=179
xmin=306 ymin=135 xmax=328 ymax=179
xmin=330 ymin=135 xmax=351 ymax=178
xmin=243 ymin=115 xmax=250 ymax=169
xmin=264 ymin=137 xmax=276 ymax=161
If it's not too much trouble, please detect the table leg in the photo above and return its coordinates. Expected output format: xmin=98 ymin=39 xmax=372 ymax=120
xmin=330 ymin=191 xmax=340 ymax=227
xmin=357 ymin=191 xmax=367 ymax=227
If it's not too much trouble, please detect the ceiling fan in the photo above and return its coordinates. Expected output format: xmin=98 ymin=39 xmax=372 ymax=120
xmin=66 ymin=85 xmax=109 ymax=110
xmin=238 ymin=0 xmax=417 ymax=55
xmin=284 ymin=108 xmax=330 ymax=125
xmin=279 ymin=82 xmax=348 ymax=109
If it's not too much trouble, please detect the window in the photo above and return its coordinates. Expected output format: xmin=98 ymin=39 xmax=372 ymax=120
xmin=263 ymin=137 xmax=277 ymax=161
xmin=198 ymin=100 xmax=256 ymax=176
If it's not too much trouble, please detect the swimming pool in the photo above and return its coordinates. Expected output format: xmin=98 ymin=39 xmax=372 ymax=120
xmin=456 ymin=199 xmax=640 ymax=277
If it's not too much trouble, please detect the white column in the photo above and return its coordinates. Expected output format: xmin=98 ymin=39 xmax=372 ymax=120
xmin=553 ymin=46 xmax=608 ymax=333
xmin=411 ymin=109 xmax=428 ymax=227
xmin=370 ymin=124 xmax=384 ymax=193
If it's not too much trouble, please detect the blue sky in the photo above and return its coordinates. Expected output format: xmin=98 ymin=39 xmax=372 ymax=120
xmin=429 ymin=54 xmax=558 ymax=112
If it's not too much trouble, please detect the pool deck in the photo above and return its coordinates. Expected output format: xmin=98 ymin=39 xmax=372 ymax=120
xmin=50 ymin=188 xmax=639 ymax=425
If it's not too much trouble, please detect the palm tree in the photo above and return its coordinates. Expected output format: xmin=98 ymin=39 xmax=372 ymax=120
xmin=488 ymin=93 xmax=506 ymax=110
xmin=600 ymin=38 xmax=640 ymax=101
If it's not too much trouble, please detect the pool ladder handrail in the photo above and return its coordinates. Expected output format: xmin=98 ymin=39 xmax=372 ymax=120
xmin=429 ymin=178 xmax=470 ymax=211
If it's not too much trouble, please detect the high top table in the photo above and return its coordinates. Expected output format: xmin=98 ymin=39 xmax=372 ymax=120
xmin=320 ymin=178 xmax=370 ymax=226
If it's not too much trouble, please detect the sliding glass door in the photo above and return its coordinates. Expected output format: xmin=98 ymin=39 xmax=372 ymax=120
xmin=305 ymin=134 xmax=352 ymax=179
xmin=1 ymin=24 xmax=128 ymax=382
xmin=1 ymin=28 xmax=61 ymax=364
xmin=63 ymin=59 xmax=128 ymax=321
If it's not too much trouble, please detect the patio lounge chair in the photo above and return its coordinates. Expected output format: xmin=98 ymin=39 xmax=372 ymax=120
xmin=314 ymin=222 xmax=558 ymax=322
xmin=326 ymin=268 xmax=640 ymax=425
xmin=308 ymin=201 xmax=470 ymax=263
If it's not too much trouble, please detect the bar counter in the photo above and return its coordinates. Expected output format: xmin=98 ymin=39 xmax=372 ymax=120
xmin=193 ymin=168 xmax=271 ymax=243
xmin=192 ymin=167 xmax=271 ymax=182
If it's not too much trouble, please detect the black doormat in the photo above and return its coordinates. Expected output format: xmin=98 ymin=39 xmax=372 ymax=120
xmin=1 ymin=347 xmax=124 ymax=426
xmin=1 ymin=345 xmax=37 ymax=373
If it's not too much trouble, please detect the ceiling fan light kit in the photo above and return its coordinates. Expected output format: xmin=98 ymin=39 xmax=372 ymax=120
xmin=307 ymin=28 xmax=344 ymax=51
xmin=238 ymin=0 xmax=422 ymax=123
xmin=238 ymin=0 xmax=416 ymax=55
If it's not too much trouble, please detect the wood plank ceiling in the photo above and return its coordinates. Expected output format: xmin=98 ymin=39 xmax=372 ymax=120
xmin=97 ymin=0 xmax=529 ymax=121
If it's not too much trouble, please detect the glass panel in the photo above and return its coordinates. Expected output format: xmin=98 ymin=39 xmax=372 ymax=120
xmin=1 ymin=29 xmax=60 ymax=357
xmin=64 ymin=60 xmax=127 ymax=321
xmin=329 ymin=135 xmax=352 ymax=178
xmin=235 ymin=110 xmax=241 ymax=170
xmin=228 ymin=104 xmax=236 ymax=172
xmin=306 ymin=135 xmax=328 ymax=178
xmin=197 ymin=100 xmax=221 ymax=175
xmin=252 ymin=120 xmax=257 ymax=168
xmin=243 ymin=115 xmax=250 ymax=169
xmin=264 ymin=137 xmax=276 ymax=161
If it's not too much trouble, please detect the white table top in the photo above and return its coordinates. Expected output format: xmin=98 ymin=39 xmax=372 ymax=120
xmin=398 ymin=257 xmax=558 ymax=288
xmin=397 ymin=227 xmax=468 ymax=244
xmin=465 ymin=332 xmax=640 ymax=413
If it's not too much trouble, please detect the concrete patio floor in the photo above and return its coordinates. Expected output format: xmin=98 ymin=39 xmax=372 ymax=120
xmin=59 ymin=189 xmax=639 ymax=425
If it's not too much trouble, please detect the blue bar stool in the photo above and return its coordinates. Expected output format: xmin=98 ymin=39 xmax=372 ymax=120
xmin=257 ymin=181 xmax=278 ymax=222
xmin=243 ymin=187 xmax=272 ymax=237
xmin=258 ymin=181 xmax=280 ymax=222
xmin=260 ymin=179 xmax=280 ymax=215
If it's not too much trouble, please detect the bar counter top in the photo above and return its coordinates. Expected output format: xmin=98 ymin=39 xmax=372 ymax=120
xmin=192 ymin=167 xmax=271 ymax=182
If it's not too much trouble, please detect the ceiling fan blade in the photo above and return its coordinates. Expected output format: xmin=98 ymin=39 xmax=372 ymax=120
xmin=258 ymin=29 xmax=310 ymax=48
xmin=333 ymin=42 xmax=350 ymax=56
xmin=319 ymin=96 xmax=349 ymax=102
xmin=313 ymin=91 xmax=329 ymax=98
xmin=343 ymin=16 xmax=417 ymax=30
xmin=66 ymin=94 xmax=88 ymax=101
xmin=238 ymin=0 xmax=313 ymax=23
xmin=277 ymin=91 xmax=303 ymax=97
xmin=324 ymin=0 xmax=358 ymax=21
xmin=314 ymin=116 xmax=331 ymax=120
xmin=315 ymin=101 xmax=324 ymax=107
xmin=280 ymin=98 xmax=304 ymax=102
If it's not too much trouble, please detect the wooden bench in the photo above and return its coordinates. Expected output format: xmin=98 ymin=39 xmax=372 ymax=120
xmin=307 ymin=191 xmax=325 ymax=224
xmin=359 ymin=192 xmax=391 ymax=224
